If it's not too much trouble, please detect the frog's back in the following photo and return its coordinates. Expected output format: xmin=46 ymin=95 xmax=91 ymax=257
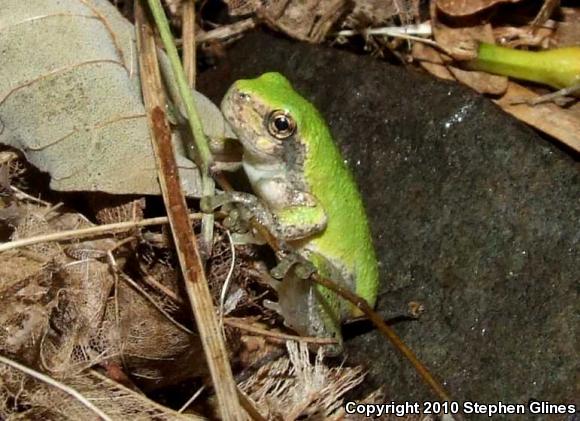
xmin=303 ymin=113 xmax=379 ymax=309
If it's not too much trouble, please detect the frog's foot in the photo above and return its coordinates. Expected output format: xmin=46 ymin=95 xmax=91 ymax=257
xmin=201 ymin=191 xmax=261 ymax=211
xmin=200 ymin=193 xmax=236 ymax=214
xmin=263 ymin=298 xmax=283 ymax=316
xmin=507 ymin=82 xmax=580 ymax=107
xmin=222 ymin=207 xmax=251 ymax=233
xmin=209 ymin=158 xmax=242 ymax=174
xmin=201 ymin=192 xmax=279 ymax=232
xmin=201 ymin=194 xmax=268 ymax=244
xmin=256 ymin=266 xmax=283 ymax=291
xmin=263 ymin=299 xmax=310 ymax=336
xmin=229 ymin=232 xmax=266 ymax=245
xmin=270 ymin=252 xmax=316 ymax=280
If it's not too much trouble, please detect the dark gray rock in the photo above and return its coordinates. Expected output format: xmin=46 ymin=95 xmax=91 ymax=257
xmin=199 ymin=32 xmax=579 ymax=416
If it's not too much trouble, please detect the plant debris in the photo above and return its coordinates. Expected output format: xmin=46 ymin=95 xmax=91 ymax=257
xmin=0 ymin=146 xmax=372 ymax=418
xmin=240 ymin=341 xmax=365 ymax=420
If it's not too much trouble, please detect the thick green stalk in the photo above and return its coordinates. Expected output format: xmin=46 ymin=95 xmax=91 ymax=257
xmin=469 ymin=43 xmax=580 ymax=90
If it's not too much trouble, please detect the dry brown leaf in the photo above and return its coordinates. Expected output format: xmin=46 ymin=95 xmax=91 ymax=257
xmin=432 ymin=21 xmax=494 ymax=61
xmin=0 ymin=205 xmax=117 ymax=372
xmin=431 ymin=20 xmax=508 ymax=94
xmin=0 ymin=367 xmax=201 ymax=420
xmin=265 ymin=0 xmax=350 ymax=43
xmin=87 ymin=193 xmax=146 ymax=224
xmin=436 ymin=0 xmax=522 ymax=17
xmin=493 ymin=23 xmax=556 ymax=48
xmin=224 ymin=0 xmax=349 ymax=42
xmin=1 ymin=0 xmax=232 ymax=198
xmin=494 ymin=82 xmax=580 ymax=152
xmin=555 ymin=7 xmax=580 ymax=47
xmin=223 ymin=0 xmax=259 ymax=16
xmin=100 ymin=282 xmax=207 ymax=390
xmin=344 ymin=0 xmax=420 ymax=28
xmin=412 ymin=42 xmax=455 ymax=81
xmin=448 ymin=65 xmax=508 ymax=95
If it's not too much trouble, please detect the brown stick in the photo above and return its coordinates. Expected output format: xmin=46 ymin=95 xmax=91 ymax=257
xmin=182 ymin=0 xmax=196 ymax=88
xmin=224 ymin=317 xmax=338 ymax=345
xmin=135 ymin=3 xmax=243 ymax=419
xmin=312 ymin=275 xmax=451 ymax=402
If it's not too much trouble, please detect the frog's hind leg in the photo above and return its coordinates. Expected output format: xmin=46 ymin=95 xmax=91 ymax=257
xmin=265 ymin=251 xmax=348 ymax=355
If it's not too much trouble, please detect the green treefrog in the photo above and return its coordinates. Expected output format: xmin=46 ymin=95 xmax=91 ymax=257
xmin=216 ymin=72 xmax=379 ymax=354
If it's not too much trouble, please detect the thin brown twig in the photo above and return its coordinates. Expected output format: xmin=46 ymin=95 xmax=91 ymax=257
xmin=0 ymin=214 xmax=202 ymax=253
xmin=223 ymin=318 xmax=338 ymax=345
xmin=237 ymin=389 xmax=267 ymax=421
xmin=135 ymin=3 xmax=243 ymax=418
xmin=312 ymin=275 xmax=451 ymax=402
xmin=138 ymin=261 xmax=184 ymax=303
xmin=196 ymin=18 xmax=256 ymax=44
xmin=118 ymin=270 xmax=194 ymax=335
xmin=9 ymin=186 xmax=51 ymax=206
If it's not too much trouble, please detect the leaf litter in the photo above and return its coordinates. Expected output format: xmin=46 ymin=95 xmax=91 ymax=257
xmin=0 ymin=148 xmax=378 ymax=418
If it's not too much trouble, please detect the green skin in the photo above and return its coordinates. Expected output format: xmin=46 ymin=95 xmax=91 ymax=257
xmin=220 ymin=72 xmax=379 ymax=353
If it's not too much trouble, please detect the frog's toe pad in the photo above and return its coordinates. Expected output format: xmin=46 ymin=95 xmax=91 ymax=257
xmin=263 ymin=299 xmax=282 ymax=315
xmin=200 ymin=193 xmax=235 ymax=213
xmin=271 ymin=253 xmax=315 ymax=279
xmin=294 ymin=261 xmax=316 ymax=279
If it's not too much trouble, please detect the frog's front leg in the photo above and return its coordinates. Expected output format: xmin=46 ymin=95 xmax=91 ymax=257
xmin=254 ymin=176 xmax=328 ymax=241
xmin=200 ymin=191 xmax=278 ymax=235
xmin=202 ymin=177 xmax=328 ymax=242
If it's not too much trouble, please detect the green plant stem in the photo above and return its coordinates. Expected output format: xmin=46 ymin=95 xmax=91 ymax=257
xmin=145 ymin=0 xmax=213 ymax=171
xmin=145 ymin=0 xmax=215 ymax=257
xmin=470 ymin=43 xmax=580 ymax=91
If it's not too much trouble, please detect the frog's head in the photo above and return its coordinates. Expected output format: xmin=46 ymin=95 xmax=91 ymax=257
xmin=221 ymin=72 xmax=322 ymax=164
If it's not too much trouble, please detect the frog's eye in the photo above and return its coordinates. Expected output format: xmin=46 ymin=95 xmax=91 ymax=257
xmin=267 ymin=110 xmax=296 ymax=140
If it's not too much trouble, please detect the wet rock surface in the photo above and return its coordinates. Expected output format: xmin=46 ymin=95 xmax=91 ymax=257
xmin=199 ymin=33 xmax=579 ymax=416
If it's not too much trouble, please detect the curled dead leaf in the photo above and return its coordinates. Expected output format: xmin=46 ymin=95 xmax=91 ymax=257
xmin=225 ymin=0 xmax=349 ymax=42
xmin=430 ymin=17 xmax=508 ymax=95
xmin=436 ymin=0 xmax=523 ymax=18
xmin=494 ymin=82 xmax=580 ymax=152
xmin=412 ymin=42 xmax=455 ymax=81
xmin=431 ymin=17 xmax=494 ymax=61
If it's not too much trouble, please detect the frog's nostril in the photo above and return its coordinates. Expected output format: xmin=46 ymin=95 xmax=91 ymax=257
xmin=238 ymin=92 xmax=249 ymax=101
